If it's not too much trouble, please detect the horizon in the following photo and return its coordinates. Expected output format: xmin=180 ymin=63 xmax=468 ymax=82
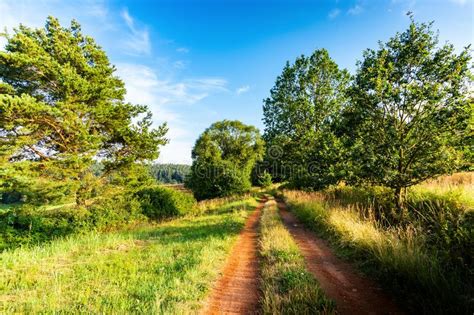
xmin=1 ymin=0 xmax=473 ymax=164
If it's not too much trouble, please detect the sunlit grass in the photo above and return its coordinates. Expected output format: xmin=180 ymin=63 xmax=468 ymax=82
xmin=282 ymin=183 xmax=473 ymax=314
xmin=0 ymin=199 xmax=256 ymax=313
xmin=259 ymin=197 xmax=334 ymax=314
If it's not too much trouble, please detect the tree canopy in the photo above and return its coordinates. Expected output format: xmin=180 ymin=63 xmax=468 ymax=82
xmin=186 ymin=120 xmax=264 ymax=200
xmin=344 ymin=16 xmax=472 ymax=209
xmin=0 ymin=17 xmax=168 ymax=204
xmin=262 ymin=49 xmax=350 ymax=189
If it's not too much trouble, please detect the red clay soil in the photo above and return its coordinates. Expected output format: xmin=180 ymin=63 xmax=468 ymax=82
xmin=201 ymin=199 xmax=265 ymax=315
xmin=277 ymin=200 xmax=403 ymax=315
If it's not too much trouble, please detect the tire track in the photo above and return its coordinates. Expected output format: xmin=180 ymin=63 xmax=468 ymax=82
xmin=277 ymin=200 xmax=403 ymax=315
xmin=201 ymin=198 xmax=266 ymax=315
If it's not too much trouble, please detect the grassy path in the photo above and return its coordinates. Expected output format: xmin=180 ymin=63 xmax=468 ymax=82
xmin=0 ymin=198 xmax=257 ymax=314
xmin=277 ymin=200 xmax=402 ymax=315
xmin=201 ymin=197 xmax=266 ymax=314
xmin=259 ymin=198 xmax=334 ymax=314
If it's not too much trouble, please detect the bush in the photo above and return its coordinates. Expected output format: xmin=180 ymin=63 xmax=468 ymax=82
xmin=0 ymin=185 xmax=198 ymax=250
xmin=186 ymin=161 xmax=251 ymax=200
xmin=135 ymin=185 xmax=197 ymax=219
xmin=0 ymin=193 xmax=145 ymax=250
xmin=258 ymin=171 xmax=272 ymax=188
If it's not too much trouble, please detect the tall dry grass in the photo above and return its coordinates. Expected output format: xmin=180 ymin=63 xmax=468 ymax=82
xmin=281 ymin=173 xmax=474 ymax=314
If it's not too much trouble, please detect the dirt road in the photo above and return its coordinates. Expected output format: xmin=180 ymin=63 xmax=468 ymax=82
xmin=277 ymin=200 xmax=403 ymax=315
xmin=201 ymin=199 xmax=265 ymax=315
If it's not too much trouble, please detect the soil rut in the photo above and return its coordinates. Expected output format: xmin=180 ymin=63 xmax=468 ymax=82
xmin=277 ymin=200 xmax=403 ymax=315
xmin=201 ymin=199 xmax=265 ymax=315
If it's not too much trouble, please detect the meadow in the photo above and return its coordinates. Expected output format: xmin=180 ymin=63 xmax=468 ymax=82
xmin=0 ymin=198 xmax=257 ymax=313
xmin=281 ymin=172 xmax=473 ymax=314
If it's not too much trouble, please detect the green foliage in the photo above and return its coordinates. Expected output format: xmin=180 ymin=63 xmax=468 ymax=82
xmin=263 ymin=49 xmax=350 ymax=189
xmin=343 ymin=16 xmax=472 ymax=209
xmin=0 ymin=199 xmax=255 ymax=313
xmin=186 ymin=120 xmax=264 ymax=200
xmin=135 ymin=186 xmax=197 ymax=220
xmin=328 ymin=182 xmax=473 ymax=270
xmin=0 ymin=17 xmax=168 ymax=205
xmin=0 ymin=193 xmax=144 ymax=250
xmin=148 ymin=163 xmax=190 ymax=184
xmin=258 ymin=171 xmax=273 ymax=188
xmin=0 ymin=182 xmax=198 ymax=250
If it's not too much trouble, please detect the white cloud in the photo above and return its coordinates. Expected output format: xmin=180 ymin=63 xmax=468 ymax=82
xmin=176 ymin=47 xmax=189 ymax=53
xmin=347 ymin=5 xmax=364 ymax=15
xmin=328 ymin=9 xmax=341 ymax=19
xmin=115 ymin=63 xmax=228 ymax=163
xmin=236 ymin=85 xmax=250 ymax=95
xmin=120 ymin=8 xmax=150 ymax=55
xmin=116 ymin=63 xmax=227 ymax=110
xmin=0 ymin=0 xmax=111 ymax=50
xmin=158 ymin=140 xmax=193 ymax=164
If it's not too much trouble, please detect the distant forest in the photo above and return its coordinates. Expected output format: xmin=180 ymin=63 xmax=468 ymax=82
xmin=149 ymin=164 xmax=191 ymax=184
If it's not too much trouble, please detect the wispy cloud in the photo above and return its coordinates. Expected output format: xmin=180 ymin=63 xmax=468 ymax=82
xmin=176 ymin=47 xmax=189 ymax=53
xmin=347 ymin=5 xmax=364 ymax=15
xmin=0 ymin=0 xmax=111 ymax=49
xmin=328 ymin=8 xmax=341 ymax=19
xmin=120 ymin=8 xmax=150 ymax=55
xmin=236 ymin=85 xmax=250 ymax=95
xmin=115 ymin=63 xmax=227 ymax=112
xmin=115 ymin=63 xmax=228 ymax=164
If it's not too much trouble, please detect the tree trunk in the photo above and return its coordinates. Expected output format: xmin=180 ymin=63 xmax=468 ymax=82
xmin=394 ymin=186 xmax=406 ymax=218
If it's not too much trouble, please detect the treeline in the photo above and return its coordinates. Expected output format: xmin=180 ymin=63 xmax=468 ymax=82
xmin=260 ymin=15 xmax=472 ymax=212
xmin=148 ymin=164 xmax=190 ymax=184
xmin=184 ymin=16 xmax=472 ymax=210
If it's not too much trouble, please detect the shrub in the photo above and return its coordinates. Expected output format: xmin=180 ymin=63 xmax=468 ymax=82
xmin=0 ymin=193 xmax=145 ymax=250
xmin=186 ymin=161 xmax=251 ymax=200
xmin=258 ymin=171 xmax=273 ymax=188
xmin=135 ymin=185 xmax=197 ymax=220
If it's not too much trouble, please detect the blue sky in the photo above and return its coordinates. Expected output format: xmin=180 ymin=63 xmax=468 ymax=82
xmin=1 ymin=0 xmax=473 ymax=164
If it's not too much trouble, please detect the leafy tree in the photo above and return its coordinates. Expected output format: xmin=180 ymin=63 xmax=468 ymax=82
xmin=186 ymin=120 xmax=264 ymax=200
xmin=344 ymin=16 xmax=472 ymax=212
xmin=0 ymin=17 xmax=168 ymax=205
xmin=263 ymin=49 xmax=350 ymax=189
xmin=258 ymin=171 xmax=273 ymax=188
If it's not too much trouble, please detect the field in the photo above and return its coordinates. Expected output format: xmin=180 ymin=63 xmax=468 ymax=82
xmin=0 ymin=198 xmax=257 ymax=313
xmin=1 ymin=174 xmax=472 ymax=313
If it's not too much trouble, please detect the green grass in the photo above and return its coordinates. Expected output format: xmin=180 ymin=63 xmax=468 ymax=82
xmin=0 ymin=198 xmax=258 ymax=313
xmin=259 ymin=197 xmax=335 ymax=314
xmin=282 ymin=189 xmax=473 ymax=314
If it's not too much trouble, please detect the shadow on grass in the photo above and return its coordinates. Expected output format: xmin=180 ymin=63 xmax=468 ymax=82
xmin=130 ymin=216 xmax=246 ymax=245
